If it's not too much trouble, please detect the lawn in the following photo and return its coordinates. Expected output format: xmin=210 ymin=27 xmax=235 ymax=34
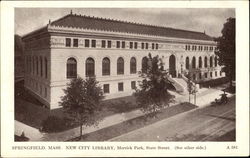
xmin=69 ymin=102 xmax=197 ymax=141
xmin=15 ymin=80 xmax=139 ymax=131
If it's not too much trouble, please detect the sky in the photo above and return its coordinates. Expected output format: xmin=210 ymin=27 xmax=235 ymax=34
xmin=15 ymin=8 xmax=235 ymax=37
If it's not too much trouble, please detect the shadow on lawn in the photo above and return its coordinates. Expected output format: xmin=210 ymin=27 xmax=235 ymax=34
xmin=69 ymin=102 xmax=197 ymax=141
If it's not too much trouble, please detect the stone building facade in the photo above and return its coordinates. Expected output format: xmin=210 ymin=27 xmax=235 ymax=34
xmin=22 ymin=13 xmax=224 ymax=109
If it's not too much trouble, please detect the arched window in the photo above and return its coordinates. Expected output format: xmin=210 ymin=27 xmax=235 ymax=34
xmin=215 ymin=56 xmax=218 ymax=67
xmin=86 ymin=57 xmax=95 ymax=77
xmin=130 ymin=57 xmax=137 ymax=74
xmin=102 ymin=57 xmax=110 ymax=76
xmin=185 ymin=57 xmax=189 ymax=69
xmin=204 ymin=56 xmax=208 ymax=68
xmin=40 ymin=57 xmax=43 ymax=77
xmin=192 ymin=56 xmax=196 ymax=69
xmin=199 ymin=56 xmax=202 ymax=68
xmin=141 ymin=57 xmax=148 ymax=73
xmin=117 ymin=57 xmax=124 ymax=75
xmin=44 ymin=57 xmax=48 ymax=79
xmin=66 ymin=57 xmax=77 ymax=79
xmin=210 ymin=56 xmax=213 ymax=67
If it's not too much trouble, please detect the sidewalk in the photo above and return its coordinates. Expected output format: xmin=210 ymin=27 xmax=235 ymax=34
xmin=15 ymin=87 xmax=233 ymax=141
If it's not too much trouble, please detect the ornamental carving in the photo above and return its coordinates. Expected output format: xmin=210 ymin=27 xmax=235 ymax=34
xmin=50 ymin=37 xmax=65 ymax=47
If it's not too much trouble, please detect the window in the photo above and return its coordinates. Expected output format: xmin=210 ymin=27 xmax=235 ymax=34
xmin=156 ymin=43 xmax=158 ymax=49
xmin=102 ymin=57 xmax=110 ymax=76
xmin=134 ymin=42 xmax=137 ymax=49
xmin=142 ymin=57 xmax=148 ymax=73
xmin=186 ymin=57 xmax=189 ymax=69
xmin=193 ymin=74 xmax=196 ymax=80
xmin=36 ymin=56 xmax=38 ymax=75
xmin=210 ymin=72 xmax=213 ymax=77
xmin=130 ymin=57 xmax=137 ymax=74
xmin=130 ymin=42 xmax=133 ymax=49
xmin=103 ymin=84 xmax=109 ymax=93
xmin=108 ymin=40 xmax=111 ymax=48
xmin=40 ymin=85 xmax=42 ymax=95
xmin=205 ymin=73 xmax=208 ymax=78
xmin=199 ymin=73 xmax=202 ymax=79
xmin=215 ymin=71 xmax=217 ymax=77
xmin=33 ymin=56 xmax=35 ymax=75
xmin=152 ymin=43 xmax=155 ymax=49
xmin=66 ymin=38 xmax=71 ymax=47
xmin=210 ymin=56 xmax=213 ymax=67
xmin=192 ymin=57 xmax=196 ymax=69
xmin=40 ymin=57 xmax=43 ymax=77
xmin=67 ymin=58 xmax=77 ymax=79
xmin=118 ymin=82 xmax=124 ymax=92
xmin=45 ymin=87 xmax=47 ymax=98
xmin=201 ymin=46 xmax=203 ymax=51
xmin=141 ymin=43 xmax=144 ymax=49
xmin=131 ymin=81 xmax=136 ymax=89
xmin=117 ymin=57 xmax=124 ymax=75
xmin=102 ymin=40 xmax=106 ymax=48
xmin=85 ymin=39 xmax=89 ymax=47
xmin=220 ymin=71 xmax=222 ymax=76
xmin=91 ymin=40 xmax=96 ymax=48
xmin=146 ymin=43 xmax=148 ymax=49
xmin=116 ymin=41 xmax=120 ymax=48
xmin=86 ymin=57 xmax=95 ymax=77
xmin=204 ymin=56 xmax=208 ymax=68
xmin=122 ymin=41 xmax=125 ymax=48
xmin=185 ymin=45 xmax=188 ymax=50
xmin=45 ymin=57 xmax=48 ymax=79
xmin=31 ymin=57 xmax=33 ymax=74
xmin=73 ymin=39 xmax=78 ymax=47
xmin=199 ymin=56 xmax=202 ymax=68
xmin=215 ymin=56 xmax=218 ymax=67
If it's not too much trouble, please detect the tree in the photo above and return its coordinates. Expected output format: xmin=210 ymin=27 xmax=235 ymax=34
xmin=215 ymin=17 xmax=235 ymax=88
xmin=187 ymin=74 xmax=198 ymax=105
xmin=133 ymin=54 xmax=174 ymax=116
xmin=59 ymin=76 xmax=104 ymax=139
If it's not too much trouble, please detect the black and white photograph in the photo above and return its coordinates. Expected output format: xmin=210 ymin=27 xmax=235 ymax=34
xmin=1 ymin=0 xmax=249 ymax=157
xmin=14 ymin=7 xmax=236 ymax=142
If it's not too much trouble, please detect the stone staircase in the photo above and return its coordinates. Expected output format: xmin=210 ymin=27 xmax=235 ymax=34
xmin=168 ymin=73 xmax=200 ymax=95
xmin=169 ymin=77 xmax=188 ymax=95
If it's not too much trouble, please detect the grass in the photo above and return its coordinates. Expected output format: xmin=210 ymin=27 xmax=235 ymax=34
xmin=69 ymin=102 xmax=197 ymax=141
xmin=15 ymin=80 xmax=140 ymax=132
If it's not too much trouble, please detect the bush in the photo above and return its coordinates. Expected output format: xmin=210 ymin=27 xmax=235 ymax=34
xmin=41 ymin=115 xmax=68 ymax=133
xmin=199 ymin=77 xmax=229 ymax=88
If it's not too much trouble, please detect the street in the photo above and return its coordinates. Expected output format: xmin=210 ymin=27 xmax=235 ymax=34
xmin=109 ymin=96 xmax=235 ymax=141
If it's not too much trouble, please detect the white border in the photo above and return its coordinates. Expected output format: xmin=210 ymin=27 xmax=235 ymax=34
xmin=1 ymin=1 xmax=249 ymax=157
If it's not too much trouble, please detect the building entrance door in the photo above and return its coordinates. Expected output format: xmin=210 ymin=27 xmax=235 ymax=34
xmin=169 ymin=55 xmax=176 ymax=78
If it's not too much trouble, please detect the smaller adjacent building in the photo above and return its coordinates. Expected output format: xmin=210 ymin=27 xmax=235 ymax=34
xmin=22 ymin=13 xmax=224 ymax=109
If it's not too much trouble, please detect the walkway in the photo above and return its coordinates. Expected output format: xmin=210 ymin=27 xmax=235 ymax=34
xmin=15 ymin=86 xmax=233 ymax=141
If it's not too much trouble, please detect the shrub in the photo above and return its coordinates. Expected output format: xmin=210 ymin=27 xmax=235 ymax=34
xmin=199 ymin=77 xmax=229 ymax=88
xmin=41 ymin=115 xmax=67 ymax=133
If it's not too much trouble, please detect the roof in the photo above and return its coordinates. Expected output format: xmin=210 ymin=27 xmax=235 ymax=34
xmin=50 ymin=13 xmax=213 ymax=41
